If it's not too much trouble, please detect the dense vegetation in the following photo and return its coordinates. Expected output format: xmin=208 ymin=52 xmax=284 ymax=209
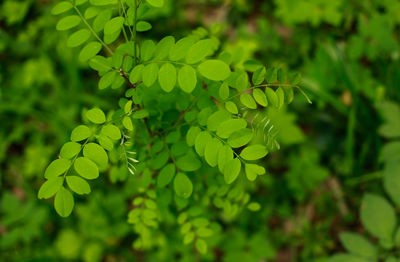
xmin=1 ymin=0 xmax=399 ymax=261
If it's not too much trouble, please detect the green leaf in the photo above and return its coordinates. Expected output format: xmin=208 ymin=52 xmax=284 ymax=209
xmin=216 ymin=118 xmax=247 ymax=139
xmin=101 ymin=124 xmax=121 ymax=140
xmin=44 ymin=159 xmax=71 ymax=179
xmin=265 ymin=87 xmax=279 ymax=108
xmin=236 ymin=72 xmax=249 ymax=91
xmin=141 ymin=40 xmax=156 ymax=61
xmin=194 ymin=131 xmax=212 ymax=157
xmin=169 ymin=36 xmax=195 ymax=61
xmin=207 ymin=110 xmax=231 ymax=131
xmin=247 ymin=202 xmax=261 ymax=211
xmin=90 ymin=0 xmax=117 ymax=6
xmin=157 ymin=163 xmax=175 ymax=187
xmin=253 ymin=88 xmax=268 ymax=107
xmin=176 ymin=151 xmax=201 ymax=171
xmin=245 ymin=163 xmax=265 ymax=181
xmin=71 ymin=125 xmax=92 ymax=142
xmin=142 ymin=63 xmax=159 ymax=87
xmin=198 ymin=60 xmax=231 ymax=81
xmin=252 ymin=67 xmax=266 ymax=85
xmin=329 ymin=254 xmax=370 ymax=262
xmin=84 ymin=7 xmax=100 ymax=19
xmin=240 ymin=94 xmax=257 ymax=109
xmin=204 ymin=138 xmax=222 ymax=167
xmin=186 ymin=39 xmax=214 ymax=64
xmin=184 ymin=232 xmax=195 ymax=244
xmin=79 ymin=42 xmax=102 ymax=62
xmin=74 ymin=157 xmax=99 ymax=179
xmin=89 ymin=56 xmax=112 ymax=72
xmin=219 ymin=82 xmax=230 ymax=100
xmin=228 ymin=128 xmax=253 ymax=148
xmin=38 ymin=177 xmax=64 ymax=199
xmin=154 ymin=36 xmax=175 ymax=59
xmin=186 ymin=126 xmax=201 ymax=146
xmin=129 ymin=64 xmax=144 ymax=84
xmin=51 ymin=1 xmax=73 ymax=15
xmin=196 ymin=228 xmax=213 ymax=237
xmin=66 ymin=176 xmax=91 ymax=195
xmin=104 ymin=16 xmax=124 ymax=35
xmin=86 ymin=108 xmax=106 ymax=124
xmin=195 ymin=239 xmax=207 ymax=254
xmin=67 ymin=29 xmax=90 ymax=47
xmin=132 ymin=110 xmax=149 ymax=119
xmin=158 ymin=63 xmax=176 ymax=92
xmin=178 ymin=65 xmax=197 ymax=93
xmin=240 ymin=145 xmax=268 ymax=160
xmin=56 ymin=16 xmax=81 ymax=31
xmin=146 ymin=0 xmax=164 ymax=7
xmin=54 ymin=187 xmax=74 ymax=217
xmin=123 ymin=116 xmax=133 ymax=130
xmin=83 ymin=143 xmax=108 ymax=168
xmin=224 ymin=158 xmax=241 ymax=184
xmin=174 ymin=173 xmax=193 ymax=198
xmin=339 ymin=232 xmax=377 ymax=259
xmin=98 ymin=135 xmax=113 ymax=151
xmin=60 ymin=142 xmax=81 ymax=159
xmin=225 ymin=101 xmax=238 ymax=114
xmin=136 ymin=21 xmax=152 ymax=32
xmin=93 ymin=9 xmax=112 ymax=32
xmin=361 ymin=194 xmax=396 ymax=241
xmin=284 ymin=87 xmax=294 ymax=104
xmin=218 ymin=145 xmax=233 ymax=173
xmin=383 ymin=163 xmax=400 ymax=206
xmin=98 ymin=71 xmax=117 ymax=89
xmin=276 ymin=87 xmax=285 ymax=109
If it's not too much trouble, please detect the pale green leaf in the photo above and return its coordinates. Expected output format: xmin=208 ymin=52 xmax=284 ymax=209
xmin=101 ymin=124 xmax=121 ymax=140
xmin=186 ymin=39 xmax=214 ymax=64
xmin=157 ymin=163 xmax=175 ymax=187
xmin=158 ymin=63 xmax=176 ymax=92
xmin=142 ymin=63 xmax=159 ymax=87
xmin=178 ymin=65 xmax=197 ymax=93
xmin=56 ymin=16 xmax=81 ymax=31
xmin=174 ymin=173 xmax=193 ymax=198
xmin=339 ymin=232 xmax=377 ymax=259
xmin=169 ymin=36 xmax=195 ymax=61
xmin=74 ymin=157 xmax=99 ymax=179
xmin=52 ymin=1 xmax=73 ymax=15
xmin=104 ymin=16 xmax=124 ymax=35
xmin=44 ymin=159 xmax=71 ymax=179
xmin=67 ymin=29 xmax=90 ymax=47
xmin=60 ymin=142 xmax=81 ymax=159
xmin=83 ymin=142 xmax=108 ymax=168
xmin=228 ymin=128 xmax=253 ymax=148
xmin=66 ymin=176 xmax=91 ymax=195
xmin=361 ymin=194 xmax=396 ymax=241
xmin=224 ymin=158 xmax=241 ymax=184
xmin=86 ymin=108 xmax=106 ymax=124
xmin=54 ymin=187 xmax=74 ymax=217
xmin=79 ymin=42 xmax=102 ymax=62
xmin=240 ymin=145 xmax=268 ymax=160
xmin=198 ymin=60 xmax=231 ymax=81
xmin=204 ymin=138 xmax=222 ymax=167
xmin=216 ymin=118 xmax=247 ymax=139
xmin=38 ymin=177 xmax=64 ymax=199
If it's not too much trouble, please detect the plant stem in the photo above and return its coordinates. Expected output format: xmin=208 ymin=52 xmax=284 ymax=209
xmin=73 ymin=5 xmax=113 ymax=56
xmin=133 ymin=0 xmax=138 ymax=65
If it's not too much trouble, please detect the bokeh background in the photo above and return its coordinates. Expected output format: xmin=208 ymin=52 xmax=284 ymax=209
xmin=1 ymin=0 xmax=399 ymax=261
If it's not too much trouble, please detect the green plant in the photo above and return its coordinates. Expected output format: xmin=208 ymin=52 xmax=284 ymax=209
xmin=36 ymin=0 xmax=309 ymax=255
xmin=330 ymin=101 xmax=400 ymax=262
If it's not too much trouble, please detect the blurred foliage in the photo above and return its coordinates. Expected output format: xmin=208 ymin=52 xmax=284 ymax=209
xmin=0 ymin=0 xmax=399 ymax=261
